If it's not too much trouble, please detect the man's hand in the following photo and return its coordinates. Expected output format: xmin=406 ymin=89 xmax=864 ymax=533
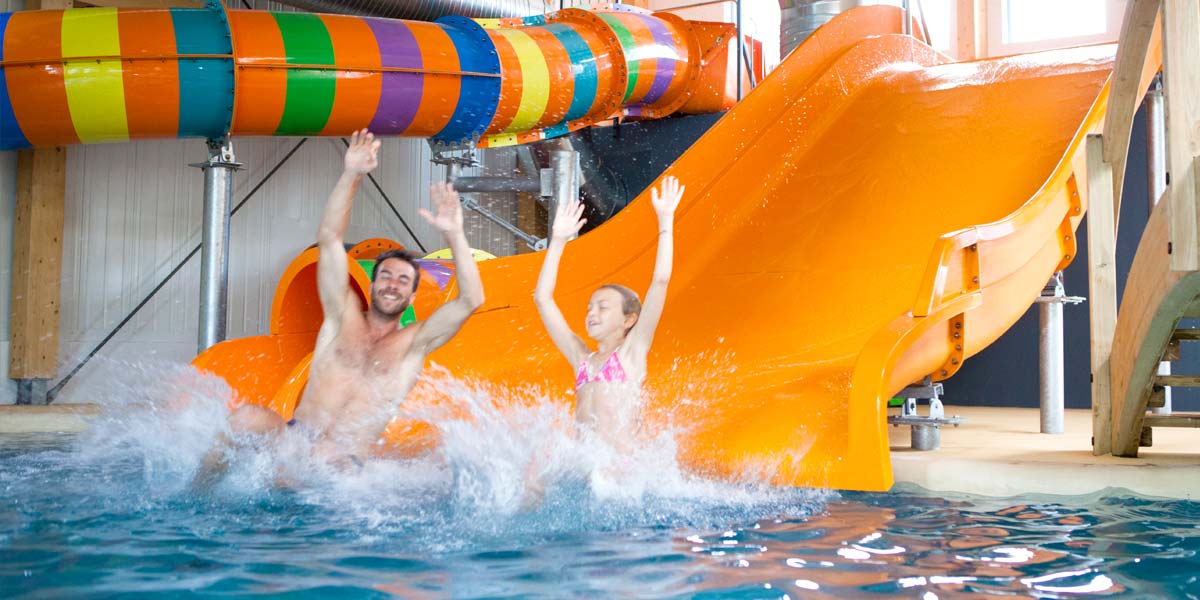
xmin=550 ymin=198 xmax=586 ymax=242
xmin=651 ymin=175 xmax=684 ymax=222
xmin=420 ymin=182 xmax=465 ymax=236
xmin=344 ymin=129 xmax=381 ymax=175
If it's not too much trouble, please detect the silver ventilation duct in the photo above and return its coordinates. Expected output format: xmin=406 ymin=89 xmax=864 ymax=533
xmin=780 ymin=0 xmax=868 ymax=58
xmin=264 ymin=0 xmax=545 ymax=19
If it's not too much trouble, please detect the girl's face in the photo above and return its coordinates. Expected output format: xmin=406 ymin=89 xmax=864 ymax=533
xmin=585 ymin=288 xmax=637 ymax=340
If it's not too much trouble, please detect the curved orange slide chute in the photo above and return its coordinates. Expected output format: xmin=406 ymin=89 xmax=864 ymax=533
xmin=194 ymin=5 xmax=1116 ymax=491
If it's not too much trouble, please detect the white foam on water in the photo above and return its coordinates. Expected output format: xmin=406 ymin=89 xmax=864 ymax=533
xmin=61 ymin=357 xmax=829 ymax=551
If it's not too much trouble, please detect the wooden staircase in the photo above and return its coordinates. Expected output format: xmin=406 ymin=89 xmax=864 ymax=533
xmin=1088 ymin=0 xmax=1200 ymax=458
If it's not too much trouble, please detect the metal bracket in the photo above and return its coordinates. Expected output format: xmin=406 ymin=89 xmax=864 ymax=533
xmin=888 ymin=376 xmax=965 ymax=450
xmin=1034 ymin=271 xmax=1085 ymax=305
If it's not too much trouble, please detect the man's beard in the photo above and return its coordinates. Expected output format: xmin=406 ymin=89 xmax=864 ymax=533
xmin=370 ymin=295 xmax=409 ymax=319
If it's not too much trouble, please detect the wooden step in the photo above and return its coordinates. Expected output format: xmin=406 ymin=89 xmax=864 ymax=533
xmin=1163 ymin=340 xmax=1182 ymax=362
xmin=1153 ymin=375 xmax=1200 ymax=387
xmin=1171 ymin=329 xmax=1200 ymax=341
xmin=1143 ymin=413 xmax=1200 ymax=428
xmin=1149 ymin=386 xmax=1166 ymax=408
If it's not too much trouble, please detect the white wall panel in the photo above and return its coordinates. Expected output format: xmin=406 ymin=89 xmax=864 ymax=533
xmin=0 ymin=150 xmax=15 ymax=404
xmin=53 ymin=136 xmax=521 ymax=399
xmin=1 ymin=0 xmax=23 ymax=404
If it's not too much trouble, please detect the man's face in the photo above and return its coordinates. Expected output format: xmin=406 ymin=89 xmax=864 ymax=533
xmin=370 ymin=258 xmax=418 ymax=319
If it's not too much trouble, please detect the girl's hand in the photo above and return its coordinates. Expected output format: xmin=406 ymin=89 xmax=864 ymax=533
xmin=551 ymin=198 xmax=586 ymax=242
xmin=652 ymin=176 xmax=684 ymax=221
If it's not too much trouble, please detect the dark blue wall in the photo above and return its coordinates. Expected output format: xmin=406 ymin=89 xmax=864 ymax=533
xmin=943 ymin=101 xmax=1200 ymax=410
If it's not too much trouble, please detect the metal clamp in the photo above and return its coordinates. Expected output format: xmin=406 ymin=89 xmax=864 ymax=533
xmin=888 ymin=377 xmax=965 ymax=451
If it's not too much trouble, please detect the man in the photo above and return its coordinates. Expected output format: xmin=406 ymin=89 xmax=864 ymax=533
xmin=202 ymin=129 xmax=485 ymax=476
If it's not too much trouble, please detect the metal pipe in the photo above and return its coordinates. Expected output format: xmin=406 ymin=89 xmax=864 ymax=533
xmin=913 ymin=0 xmax=931 ymax=45
xmin=550 ymin=150 xmax=580 ymax=235
xmin=1147 ymin=78 xmax=1172 ymax=416
xmin=460 ymin=197 xmax=541 ymax=247
xmin=452 ymin=176 xmax=542 ymax=194
xmin=1039 ymin=273 xmax=1065 ymax=434
xmin=741 ymin=35 xmax=757 ymax=89
xmin=265 ymin=0 xmax=542 ymax=20
xmin=196 ymin=140 xmax=240 ymax=353
xmin=902 ymin=0 xmax=912 ymax=36
xmin=736 ymin=0 xmax=744 ymax=100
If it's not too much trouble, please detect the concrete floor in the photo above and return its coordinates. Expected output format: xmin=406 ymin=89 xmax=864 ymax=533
xmin=890 ymin=406 xmax=1200 ymax=499
xmin=2 ymin=404 xmax=1197 ymax=499
xmin=0 ymin=404 xmax=100 ymax=434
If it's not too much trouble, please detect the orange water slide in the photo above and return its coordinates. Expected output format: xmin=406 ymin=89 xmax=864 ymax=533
xmin=196 ymin=5 xmax=1117 ymax=491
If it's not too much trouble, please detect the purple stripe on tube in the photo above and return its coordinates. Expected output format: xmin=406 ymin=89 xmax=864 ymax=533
xmin=639 ymin=16 xmax=678 ymax=105
xmin=366 ymin=18 xmax=424 ymax=134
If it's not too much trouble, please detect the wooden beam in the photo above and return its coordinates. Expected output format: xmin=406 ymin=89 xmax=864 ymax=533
xmin=954 ymin=0 xmax=979 ymax=61
xmin=8 ymin=148 xmax=66 ymax=386
xmin=1110 ymin=175 xmax=1200 ymax=456
xmin=8 ymin=0 xmax=70 ymax=405
xmin=1144 ymin=413 xmax=1200 ymax=427
xmin=1154 ymin=374 xmax=1200 ymax=386
xmin=1163 ymin=0 xmax=1200 ymax=270
xmin=971 ymin=0 xmax=988 ymax=59
xmin=25 ymin=0 xmax=74 ymax=8
xmin=1086 ymin=135 xmax=1118 ymax=456
xmin=1101 ymin=0 xmax=1163 ymax=233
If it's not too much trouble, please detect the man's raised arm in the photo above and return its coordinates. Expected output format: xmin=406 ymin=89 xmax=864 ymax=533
xmin=411 ymin=182 xmax=485 ymax=355
xmin=316 ymin=130 xmax=381 ymax=325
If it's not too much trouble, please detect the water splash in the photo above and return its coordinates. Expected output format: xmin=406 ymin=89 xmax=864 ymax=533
xmin=44 ymin=358 xmax=828 ymax=554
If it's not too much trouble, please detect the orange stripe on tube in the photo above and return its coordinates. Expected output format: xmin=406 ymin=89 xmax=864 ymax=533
xmin=405 ymin=21 xmax=458 ymax=138
xmin=118 ymin=9 xmax=179 ymax=139
xmin=484 ymin=31 xmax=521 ymax=134
xmin=2 ymin=11 xmax=79 ymax=147
xmin=523 ymin=27 xmax=573 ymax=130
xmin=228 ymin=10 xmax=287 ymax=136
xmin=317 ymin=14 xmax=382 ymax=136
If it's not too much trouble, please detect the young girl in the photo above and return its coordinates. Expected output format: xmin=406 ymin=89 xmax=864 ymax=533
xmin=534 ymin=176 xmax=684 ymax=456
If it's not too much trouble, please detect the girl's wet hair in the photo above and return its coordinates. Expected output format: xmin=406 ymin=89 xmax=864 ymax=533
xmin=598 ymin=284 xmax=642 ymax=316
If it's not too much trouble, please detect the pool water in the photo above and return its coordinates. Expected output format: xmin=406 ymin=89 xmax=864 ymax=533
xmin=1 ymin=365 xmax=1198 ymax=598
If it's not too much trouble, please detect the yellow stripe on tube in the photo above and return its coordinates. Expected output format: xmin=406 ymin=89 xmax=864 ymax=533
xmin=61 ymin=8 xmax=129 ymax=143
xmin=495 ymin=29 xmax=550 ymax=133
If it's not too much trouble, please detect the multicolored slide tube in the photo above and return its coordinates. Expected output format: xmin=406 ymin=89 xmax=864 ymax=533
xmin=0 ymin=4 xmax=735 ymax=151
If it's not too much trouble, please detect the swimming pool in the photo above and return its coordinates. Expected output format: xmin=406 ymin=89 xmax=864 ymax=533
xmin=2 ymin=368 xmax=1198 ymax=598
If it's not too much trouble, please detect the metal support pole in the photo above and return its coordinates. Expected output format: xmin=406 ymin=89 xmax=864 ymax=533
xmin=549 ymin=150 xmax=580 ymax=238
xmin=735 ymin=0 xmax=744 ymax=100
xmin=741 ymin=36 xmax=757 ymax=89
xmin=913 ymin=0 xmax=931 ymax=44
xmin=1147 ymin=78 xmax=1172 ymax=416
xmin=452 ymin=176 xmax=543 ymax=194
xmin=192 ymin=140 xmax=241 ymax=353
xmin=1036 ymin=272 xmax=1084 ymax=434
xmin=1039 ymin=278 xmax=1065 ymax=434
xmin=901 ymin=0 xmax=912 ymax=36
xmin=460 ymin=196 xmax=542 ymax=248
